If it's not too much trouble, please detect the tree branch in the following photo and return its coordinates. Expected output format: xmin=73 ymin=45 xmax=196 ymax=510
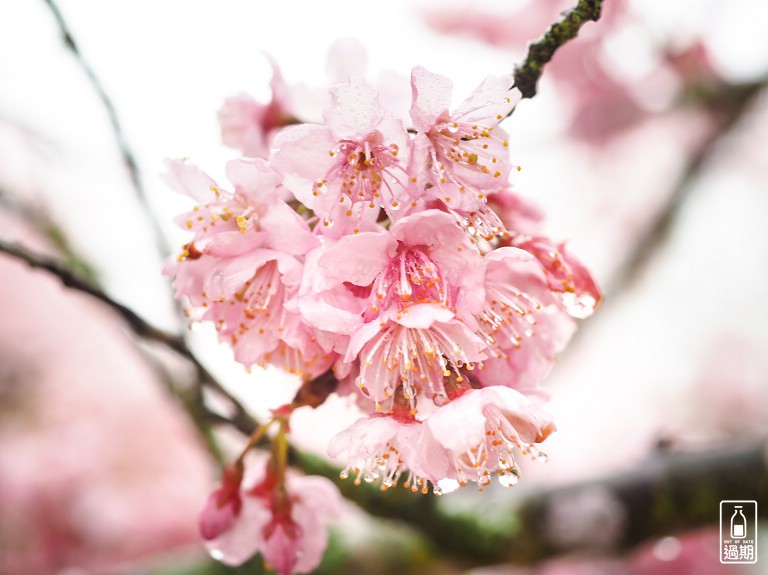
xmin=607 ymin=78 xmax=766 ymax=296
xmin=513 ymin=0 xmax=604 ymax=100
xmin=299 ymin=439 xmax=768 ymax=566
xmin=41 ymin=0 xmax=170 ymax=257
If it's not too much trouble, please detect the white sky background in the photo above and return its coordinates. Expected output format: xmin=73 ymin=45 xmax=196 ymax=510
xmin=2 ymin=0 xmax=768 ymax=483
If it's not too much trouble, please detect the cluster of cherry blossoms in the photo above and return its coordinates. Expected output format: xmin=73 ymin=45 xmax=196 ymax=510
xmin=165 ymin=52 xmax=600 ymax=573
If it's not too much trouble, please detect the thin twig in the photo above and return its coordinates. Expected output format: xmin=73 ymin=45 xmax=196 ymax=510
xmin=513 ymin=0 xmax=604 ymax=100
xmin=41 ymin=0 xmax=170 ymax=257
xmin=607 ymin=79 xmax=766 ymax=296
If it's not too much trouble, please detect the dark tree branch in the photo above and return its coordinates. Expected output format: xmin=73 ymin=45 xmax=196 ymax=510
xmin=41 ymin=0 xmax=169 ymax=257
xmin=513 ymin=0 xmax=604 ymax=100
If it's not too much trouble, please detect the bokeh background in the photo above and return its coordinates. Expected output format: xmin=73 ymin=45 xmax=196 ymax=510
xmin=1 ymin=0 xmax=766 ymax=573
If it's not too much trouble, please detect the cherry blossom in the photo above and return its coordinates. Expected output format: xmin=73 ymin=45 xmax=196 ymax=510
xmin=425 ymin=386 xmax=555 ymax=488
xmin=164 ymin=158 xmax=331 ymax=378
xmin=272 ymin=78 xmax=411 ymax=233
xmin=203 ymin=462 xmax=342 ymax=573
xmin=408 ymin=66 xmax=521 ymax=225
xmin=218 ymin=60 xmax=295 ymax=159
xmin=164 ymin=47 xmax=601 ymax=574
xmin=328 ymin=413 xmax=450 ymax=494
xmin=475 ymin=247 xmax=576 ymax=392
xmin=307 ymin=210 xmax=488 ymax=410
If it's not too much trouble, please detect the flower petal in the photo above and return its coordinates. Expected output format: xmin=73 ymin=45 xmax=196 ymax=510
xmin=410 ymin=66 xmax=452 ymax=132
xmin=324 ymin=78 xmax=384 ymax=140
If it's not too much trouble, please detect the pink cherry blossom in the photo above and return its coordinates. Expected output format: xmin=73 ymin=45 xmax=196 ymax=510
xmin=514 ymin=237 xmax=602 ymax=319
xmin=486 ymin=187 xmax=545 ymax=239
xmin=300 ymin=210 xmax=488 ymax=410
xmin=475 ymin=247 xmax=576 ymax=392
xmin=164 ymin=158 xmax=331 ymax=378
xmin=425 ymin=386 xmax=555 ymax=488
xmin=348 ymin=312 xmax=487 ymax=412
xmin=315 ymin=209 xmax=485 ymax=323
xmin=203 ymin=463 xmax=342 ymax=573
xmin=408 ymin=66 xmax=520 ymax=218
xmin=218 ymin=60 xmax=295 ymax=159
xmin=272 ymin=78 xmax=411 ymax=232
xmin=328 ymin=413 xmax=450 ymax=494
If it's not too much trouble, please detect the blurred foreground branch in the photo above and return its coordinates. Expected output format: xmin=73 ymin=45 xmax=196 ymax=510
xmin=300 ymin=439 xmax=768 ymax=566
xmin=1 ymin=239 xmax=765 ymax=566
xmin=513 ymin=0 xmax=604 ymax=100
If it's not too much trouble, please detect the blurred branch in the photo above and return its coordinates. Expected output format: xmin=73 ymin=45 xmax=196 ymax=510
xmin=41 ymin=0 xmax=169 ymax=257
xmin=299 ymin=439 xmax=768 ymax=566
xmin=1 ymin=240 xmax=765 ymax=565
xmin=513 ymin=0 xmax=604 ymax=100
xmin=0 ymin=239 xmax=258 ymax=438
xmin=608 ymin=77 xmax=767 ymax=295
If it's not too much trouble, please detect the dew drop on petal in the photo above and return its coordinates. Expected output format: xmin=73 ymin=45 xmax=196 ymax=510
xmin=437 ymin=478 xmax=460 ymax=494
xmin=433 ymin=392 xmax=448 ymax=407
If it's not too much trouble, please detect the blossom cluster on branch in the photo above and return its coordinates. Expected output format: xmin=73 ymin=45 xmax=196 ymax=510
xmin=165 ymin=47 xmax=600 ymax=573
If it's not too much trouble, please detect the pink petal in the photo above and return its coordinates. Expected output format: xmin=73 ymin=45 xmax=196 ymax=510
xmin=261 ymin=201 xmax=319 ymax=256
xmin=391 ymin=210 xmax=485 ymax=294
xmin=204 ymin=495 xmax=271 ymax=567
xmin=326 ymin=38 xmax=367 ymax=84
xmin=218 ymin=94 xmax=268 ymax=158
xmin=426 ymin=389 xmax=488 ymax=454
xmin=262 ymin=523 xmax=299 ymax=575
xmin=271 ymin=124 xmax=337 ymax=208
xmin=317 ymin=232 xmax=394 ymax=286
xmin=324 ymin=78 xmax=384 ymax=140
xmin=299 ymin=248 xmax=364 ymax=336
xmin=452 ymin=74 xmax=519 ymax=125
xmin=225 ymin=158 xmax=283 ymax=204
xmin=163 ymin=158 xmax=218 ymax=202
xmin=410 ymin=66 xmax=453 ymax=132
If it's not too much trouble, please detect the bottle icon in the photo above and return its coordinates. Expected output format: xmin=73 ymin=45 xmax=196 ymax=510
xmin=731 ymin=506 xmax=747 ymax=539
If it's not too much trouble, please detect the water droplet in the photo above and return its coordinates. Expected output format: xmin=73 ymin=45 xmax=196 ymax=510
xmin=437 ymin=478 xmax=460 ymax=494
xmin=498 ymin=470 xmax=520 ymax=487
xmin=537 ymin=452 xmax=549 ymax=463
xmin=433 ymin=392 xmax=448 ymax=407
xmin=340 ymin=469 xmax=349 ymax=479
